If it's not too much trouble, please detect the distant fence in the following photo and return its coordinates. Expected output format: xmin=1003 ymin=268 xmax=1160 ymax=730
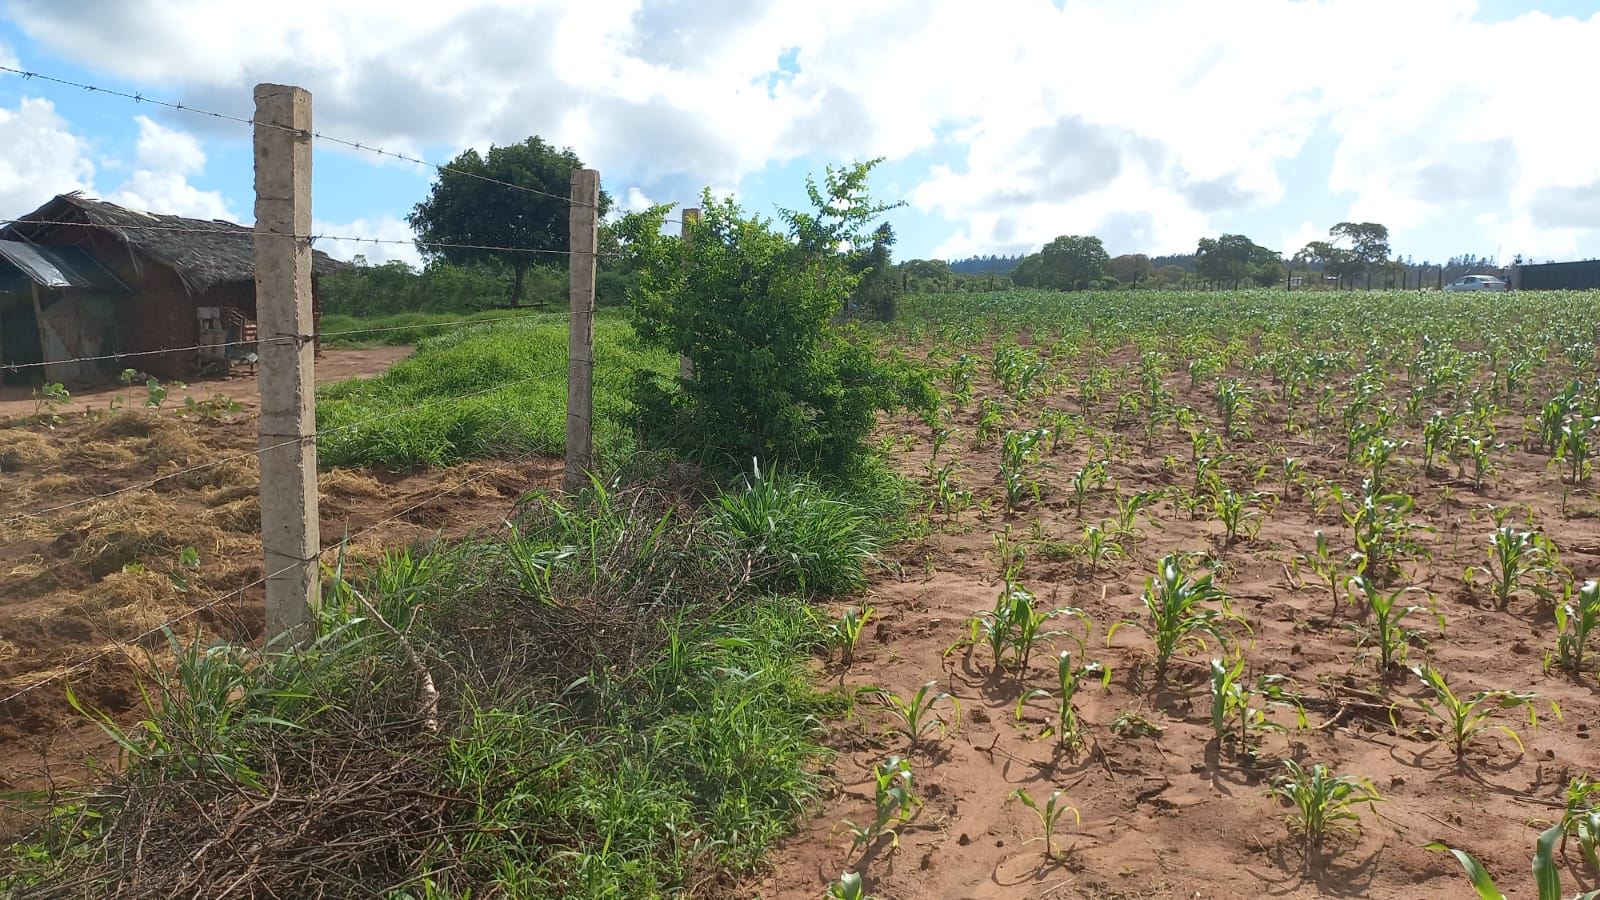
xmin=1513 ymin=260 xmax=1600 ymax=291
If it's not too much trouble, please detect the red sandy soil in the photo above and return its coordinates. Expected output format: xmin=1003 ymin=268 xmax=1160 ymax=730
xmin=761 ymin=344 xmax=1600 ymax=899
xmin=0 ymin=346 xmax=414 ymax=419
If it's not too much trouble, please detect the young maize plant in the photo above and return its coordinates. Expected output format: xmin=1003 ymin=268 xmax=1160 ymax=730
xmin=1559 ymin=775 xmax=1600 ymax=872
xmin=1010 ymin=788 xmax=1080 ymax=862
xmin=823 ymin=872 xmax=871 ymax=900
xmin=1209 ymin=657 xmax=1304 ymax=756
xmin=1291 ymin=530 xmax=1362 ymax=615
xmin=1427 ymin=823 xmax=1600 ymax=900
xmin=1108 ymin=554 xmax=1245 ymax=682
xmin=1553 ymin=580 xmax=1600 ymax=678
xmin=999 ymin=427 xmax=1049 ymax=511
xmin=1074 ymin=523 xmax=1127 ymax=575
xmin=872 ymin=682 xmax=960 ymax=751
xmin=828 ymin=604 xmax=874 ymax=670
xmin=1556 ymin=413 xmax=1600 ymax=485
xmin=1344 ymin=575 xmax=1441 ymax=676
xmin=1015 ymin=649 xmax=1110 ymax=753
xmin=1270 ymin=759 xmax=1383 ymax=857
xmin=1467 ymin=526 xmax=1563 ymax=610
xmin=1213 ymin=487 xmax=1266 ymax=545
xmin=1408 ymin=665 xmax=1557 ymax=762
xmin=1215 ymin=378 xmax=1254 ymax=442
xmin=954 ymin=585 xmax=1093 ymax=677
xmin=839 ymin=755 xmax=922 ymax=856
xmin=1112 ymin=490 xmax=1160 ymax=542
xmin=1069 ymin=460 xmax=1111 ymax=520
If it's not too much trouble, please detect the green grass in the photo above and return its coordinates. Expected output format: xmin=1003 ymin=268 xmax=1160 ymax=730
xmin=3 ymin=472 xmax=880 ymax=898
xmin=320 ymin=309 xmax=573 ymax=349
xmin=316 ymin=314 xmax=672 ymax=471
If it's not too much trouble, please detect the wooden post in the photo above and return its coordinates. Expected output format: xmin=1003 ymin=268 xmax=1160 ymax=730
xmin=565 ymin=169 xmax=599 ymax=494
xmin=29 ymin=284 xmax=48 ymax=383
xmin=678 ymin=208 xmax=700 ymax=382
xmin=253 ymin=83 xmax=319 ymax=646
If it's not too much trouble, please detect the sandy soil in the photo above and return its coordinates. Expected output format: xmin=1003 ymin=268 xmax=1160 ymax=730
xmin=761 ymin=342 xmax=1600 ymax=899
xmin=0 ymin=346 xmax=414 ymax=419
xmin=0 ymin=345 xmax=558 ymax=799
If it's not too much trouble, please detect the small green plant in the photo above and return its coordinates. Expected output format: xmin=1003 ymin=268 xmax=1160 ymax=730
xmin=1209 ymin=656 xmax=1304 ymax=755
xmin=829 ymin=604 xmax=874 ymax=669
xmin=1010 ymin=788 xmax=1080 ymax=862
xmin=1409 ymin=665 xmax=1557 ymax=761
xmin=1292 ymin=530 xmax=1357 ymax=614
xmin=1270 ymin=759 xmax=1382 ymax=856
xmin=1074 ymin=523 xmax=1126 ymax=574
xmin=824 ymin=871 xmax=871 ymax=900
xmin=182 ymin=393 xmax=242 ymax=420
xmin=839 ymin=755 xmax=921 ymax=856
xmin=1559 ymin=774 xmax=1600 ymax=872
xmin=872 ymin=681 xmax=960 ymax=750
xmin=1553 ymin=580 xmax=1600 ymax=677
xmin=1427 ymin=822 xmax=1600 ymax=900
xmin=1468 ymin=526 xmax=1563 ymax=610
xmin=1015 ymin=650 xmax=1108 ymax=752
xmin=1213 ymin=487 xmax=1265 ymax=545
xmin=956 ymin=586 xmax=1092 ymax=676
xmin=1344 ymin=575 xmax=1440 ymax=675
xmin=29 ymin=381 xmax=70 ymax=426
xmin=1069 ymin=460 xmax=1110 ymax=519
xmin=1109 ymin=554 xmax=1244 ymax=682
xmin=1109 ymin=711 xmax=1164 ymax=739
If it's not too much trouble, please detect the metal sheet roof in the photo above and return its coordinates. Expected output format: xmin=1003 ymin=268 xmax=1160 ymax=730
xmin=0 ymin=239 xmax=129 ymax=292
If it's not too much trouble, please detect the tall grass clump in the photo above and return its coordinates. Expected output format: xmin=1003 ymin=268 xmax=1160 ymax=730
xmin=316 ymin=315 xmax=671 ymax=470
xmin=714 ymin=463 xmax=887 ymax=597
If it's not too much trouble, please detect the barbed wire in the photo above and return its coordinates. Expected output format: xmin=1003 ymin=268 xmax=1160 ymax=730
xmin=0 ymin=216 xmax=578 ymax=258
xmin=0 ymin=446 xmax=551 ymax=709
xmin=0 ymin=64 xmax=593 ymax=208
xmin=2 ymin=364 xmax=571 ymax=527
xmin=0 ymin=311 xmax=574 ymax=374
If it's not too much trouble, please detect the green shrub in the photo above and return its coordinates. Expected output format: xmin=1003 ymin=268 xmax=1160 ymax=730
xmin=620 ymin=161 xmax=935 ymax=475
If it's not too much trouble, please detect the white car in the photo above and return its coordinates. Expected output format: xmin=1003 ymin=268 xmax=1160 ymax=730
xmin=1444 ymin=274 xmax=1508 ymax=292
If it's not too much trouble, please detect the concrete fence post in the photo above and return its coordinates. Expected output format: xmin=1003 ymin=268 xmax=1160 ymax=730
xmin=565 ymin=169 xmax=599 ymax=494
xmin=253 ymin=83 xmax=319 ymax=645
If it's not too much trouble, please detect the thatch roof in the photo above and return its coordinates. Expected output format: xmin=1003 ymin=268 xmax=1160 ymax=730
xmin=1 ymin=193 xmax=349 ymax=294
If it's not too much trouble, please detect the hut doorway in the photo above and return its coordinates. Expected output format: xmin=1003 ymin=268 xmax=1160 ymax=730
xmin=0 ymin=291 xmax=44 ymax=387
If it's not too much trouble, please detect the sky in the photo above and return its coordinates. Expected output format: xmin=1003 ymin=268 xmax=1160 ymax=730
xmin=1 ymin=0 xmax=1598 ymax=270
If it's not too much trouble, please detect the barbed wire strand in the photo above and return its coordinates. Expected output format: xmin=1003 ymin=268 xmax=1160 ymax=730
xmin=0 ymin=217 xmax=579 ymax=258
xmin=0 ymin=65 xmax=593 ymax=208
xmin=2 ymin=365 xmax=570 ymax=526
xmin=0 ymin=447 xmax=555 ymax=709
xmin=0 ymin=311 xmax=575 ymax=373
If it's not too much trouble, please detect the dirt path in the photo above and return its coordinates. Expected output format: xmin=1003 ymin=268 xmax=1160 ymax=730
xmin=0 ymin=346 xmax=413 ymax=418
xmin=760 ymin=348 xmax=1600 ymax=899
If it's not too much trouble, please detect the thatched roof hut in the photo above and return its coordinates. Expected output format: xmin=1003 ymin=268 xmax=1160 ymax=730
xmin=0 ymin=193 xmax=347 ymax=384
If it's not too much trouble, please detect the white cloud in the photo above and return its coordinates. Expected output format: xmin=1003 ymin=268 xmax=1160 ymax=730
xmin=1280 ymin=221 xmax=1325 ymax=259
xmin=0 ymin=97 xmax=94 ymax=215
xmin=620 ymin=186 xmax=656 ymax=214
xmin=311 ymin=216 xmax=424 ymax=268
xmin=103 ymin=115 xmax=235 ymax=220
xmin=6 ymin=0 xmax=1600 ymax=260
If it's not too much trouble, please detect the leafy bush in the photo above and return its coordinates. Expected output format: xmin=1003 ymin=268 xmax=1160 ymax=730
xmin=620 ymin=161 xmax=936 ymax=474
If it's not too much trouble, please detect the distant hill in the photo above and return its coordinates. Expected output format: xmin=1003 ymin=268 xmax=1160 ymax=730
xmin=948 ymin=254 xmax=1024 ymax=275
